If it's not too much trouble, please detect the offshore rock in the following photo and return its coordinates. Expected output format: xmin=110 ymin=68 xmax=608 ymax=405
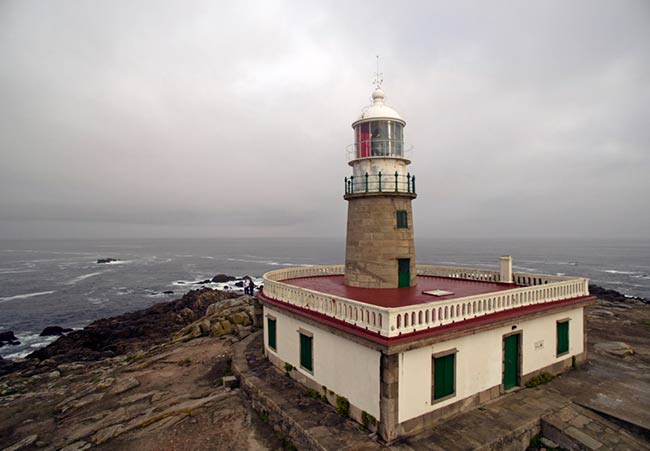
xmin=96 ymin=258 xmax=120 ymax=264
xmin=0 ymin=330 xmax=20 ymax=347
xmin=40 ymin=326 xmax=73 ymax=336
xmin=211 ymin=274 xmax=236 ymax=283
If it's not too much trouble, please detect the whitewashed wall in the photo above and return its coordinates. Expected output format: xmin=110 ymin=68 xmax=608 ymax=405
xmin=398 ymin=307 xmax=584 ymax=423
xmin=264 ymin=305 xmax=381 ymax=418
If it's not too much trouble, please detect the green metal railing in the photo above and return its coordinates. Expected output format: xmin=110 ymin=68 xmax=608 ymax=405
xmin=344 ymin=172 xmax=416 ymax=195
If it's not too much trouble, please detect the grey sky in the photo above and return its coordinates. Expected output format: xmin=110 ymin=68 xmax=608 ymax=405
xmin=1 ymin=0 xmax=648 ymax=239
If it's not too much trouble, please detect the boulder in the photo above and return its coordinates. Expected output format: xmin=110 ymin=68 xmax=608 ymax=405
xmin=198 ymin=319 xmax=212 ymax=335
xmin=196 ymin=279 xmax=212 ymax=285
xmin=40 ymin=326 xmax=73 ymax=336
xmin=229 ymin=312 xmax=251 ymax=326
xmin=210 ymin=323 xmax=225 ymax=336
xmin=211 ymin=274 xmax=236 ymax=283
xmin=97 ymin=258 xmax=120 ymax=264
xmin=162 ymin=290 xmax=174 ymax=295
xmin=219 ymin=321 xmax=234 ymax=335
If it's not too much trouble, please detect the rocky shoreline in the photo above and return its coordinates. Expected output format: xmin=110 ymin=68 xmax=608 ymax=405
xmin=0 ymin=286 xmax=252 ymax=377
xmin=0 ymin=282 xmax=649 ymax=450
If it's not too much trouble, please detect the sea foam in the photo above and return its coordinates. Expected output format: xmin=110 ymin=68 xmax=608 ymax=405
xmin=0 ymin=291 xmax=56 ymax=304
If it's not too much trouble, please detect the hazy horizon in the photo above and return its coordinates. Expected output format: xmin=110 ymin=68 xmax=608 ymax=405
xmin=1 ymin=1 xmax=649 ymax=240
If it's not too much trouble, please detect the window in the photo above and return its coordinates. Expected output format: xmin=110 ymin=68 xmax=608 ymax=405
xmin=557 ymin=320 xmax=569 ymax=356
xmin=267 ymin=317 xmax=276 ymax=351
xmin=432 ymin=352 xmax=456 ymax=401
xmin=299 ymin=332 xmax=313 ymax=372
xmin=396 ymin=210 xmax=408 ymax=228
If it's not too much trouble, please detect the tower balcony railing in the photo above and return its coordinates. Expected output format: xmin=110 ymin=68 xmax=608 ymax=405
xmin=260 ymin=265 xmax=590 ymax=339
xmin=346 ymin=140 xmax=413 ymax=161
xmin=344 ymin=172 xmax=416 ymax=195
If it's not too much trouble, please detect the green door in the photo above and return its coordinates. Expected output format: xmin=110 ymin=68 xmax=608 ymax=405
xmin=503 ymin=334 xmax=519 ymax=390
xmin=398 ymin=258 xmax=410 ymax=288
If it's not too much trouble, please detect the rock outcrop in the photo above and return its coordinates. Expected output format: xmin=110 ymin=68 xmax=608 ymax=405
xmin=28 ymin=288 xmax=240 ymax=364
xmin=589 ymin=284 xmax=647 ymax=304
xmin=97 ymin=258 xmax=120 ymax=264
xmin=173 ymin=295 xmax=256 ymax=342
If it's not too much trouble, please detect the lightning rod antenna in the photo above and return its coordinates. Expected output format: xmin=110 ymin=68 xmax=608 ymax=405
xmin=373 ymin=55 xmax=383 ymax=90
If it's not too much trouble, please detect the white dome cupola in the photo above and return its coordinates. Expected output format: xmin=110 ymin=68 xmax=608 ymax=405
xmin=350 ymin=87 xmax=408 ymax=160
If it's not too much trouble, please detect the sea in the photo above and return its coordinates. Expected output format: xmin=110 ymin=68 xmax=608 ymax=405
xmin=1 ymin=238 xmax=648 ymax=359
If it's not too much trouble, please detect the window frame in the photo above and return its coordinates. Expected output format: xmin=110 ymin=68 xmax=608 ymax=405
xmin=266 ymin=315 xmax=277 ymax=351
xmin=298 ymin=328 xmax=314 ymax=374
xmin=396 ymin=210 xmax=408 ymax=228
xmin=431 ymin=348 xmax=457 ymax=404
xmin=556 ymin=319 xmax=570 ymax=357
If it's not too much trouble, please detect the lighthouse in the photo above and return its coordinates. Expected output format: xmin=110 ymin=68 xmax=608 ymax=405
xmin=259 ymin=76 xmax=594 ymax=443
xmin=344 ymin=86 xmax=416 ymax=288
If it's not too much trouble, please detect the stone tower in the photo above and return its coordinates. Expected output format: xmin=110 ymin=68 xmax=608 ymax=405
xmin=344 ymin=87 xmax=416 ymax=288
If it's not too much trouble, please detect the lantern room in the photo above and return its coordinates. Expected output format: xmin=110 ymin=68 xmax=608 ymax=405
xmin=351 ymin=88 xmax=407 ymax=160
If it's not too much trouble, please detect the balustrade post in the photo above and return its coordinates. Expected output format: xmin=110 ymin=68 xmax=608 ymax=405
xmin=344 ymin=177 xmax=348 ymax=194
xmin=407 ymin=173 xmax=411 ymax=193
xmin=365 ymin=172 xmax=369 ymax=192
xmin=412 ymin=175 xmax=416 ymax=194
xmin=394 ymin=171 xmax=398 ymax=192
xmin=350 ymin=175 xmax=354 ymax=193
xmin=378 ymin=171 xmax=382 ymax=192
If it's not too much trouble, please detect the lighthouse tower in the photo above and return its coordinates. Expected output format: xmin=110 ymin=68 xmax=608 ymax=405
xmin=344 ymin=86 xmax=416 ymax=288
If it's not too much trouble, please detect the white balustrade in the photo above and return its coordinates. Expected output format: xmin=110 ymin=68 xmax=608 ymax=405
xmin=262 ymin=265 xmax=590 ymax=338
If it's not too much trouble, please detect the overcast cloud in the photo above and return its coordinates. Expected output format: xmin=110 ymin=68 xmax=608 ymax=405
xmin=0 ymin=0 xmax=648 ymax=239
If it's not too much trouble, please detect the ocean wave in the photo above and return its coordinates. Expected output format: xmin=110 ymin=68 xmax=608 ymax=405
xmin=0 ymin=291 xmax=56 ymax=304
xmin=0 ymin=269 xmax=37 ymax=274
xmin=88 ymin=297 xmax=108 ymax=305
xmin=632 ymin=274 xmax=649 ymax=280
xmin=603 ymin=270 xmax=638 ymax=275
xmin=0 ymin=333 xmax=59 ymax=359
xmin=226 ymin=257 xmax=303 ymax=267
xmin=65 ymin=271 xmax=104 ymax=285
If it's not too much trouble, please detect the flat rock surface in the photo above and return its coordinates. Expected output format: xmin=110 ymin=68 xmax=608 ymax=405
xmin=0 ymin=334 xmax=282 ymax=450
xmin=549 ymin=297 xmax=650 ymax=433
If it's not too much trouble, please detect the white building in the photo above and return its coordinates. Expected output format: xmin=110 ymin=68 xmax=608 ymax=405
xmin=258 ymin=85 xmax=595 ymax=442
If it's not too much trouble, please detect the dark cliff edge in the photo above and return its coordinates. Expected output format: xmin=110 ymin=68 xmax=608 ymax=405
xmin=0 ymin=288 xmax=239 ymax=377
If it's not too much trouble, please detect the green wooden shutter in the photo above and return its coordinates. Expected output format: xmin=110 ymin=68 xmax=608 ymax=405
xmin=267 ymin=318 xmax=276 ymax=350
xmin=396 ymin=210 xmax=408 ymax=228
xmin=300 ymin=334 xmax=313 ymax=371
xmin=557 ymin=321 xmax=569 ymax=355
xmin=433 ymin=354 xmax=455 ymax=400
